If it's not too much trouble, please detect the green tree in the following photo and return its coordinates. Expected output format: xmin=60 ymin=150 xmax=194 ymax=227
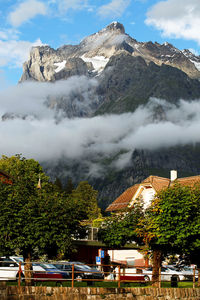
xmin=54 ymin=177 xmax=63 ymax=191
xmin=98 ymin=200 xmax=144 ymax=248
xmin=64 ymin=177 xmax=74 ymax=195
xmin=0 ymin=155 xmax=86 ymax=284
xmin=138 ymin=183 xmax=200 ymax=285
xmin=73 ymin=181 xmax=101 ymax=221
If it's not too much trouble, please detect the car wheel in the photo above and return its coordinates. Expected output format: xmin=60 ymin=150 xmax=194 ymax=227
xmin=144 ymin=275 xmax=150 ymax=282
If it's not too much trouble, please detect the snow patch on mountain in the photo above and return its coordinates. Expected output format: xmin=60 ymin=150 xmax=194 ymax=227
xmin=54 ymin=60 xmax=66 ymax=73
xmin=190 ymin=60 xmax=200 ymax=71
xmin=81 ymin=55 xmax=109 ymax=73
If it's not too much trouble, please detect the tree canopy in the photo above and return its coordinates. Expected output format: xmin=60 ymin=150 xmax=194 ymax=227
xmin=0 ymin=155 xmax=89 ymax=261
xmin=72 ymin=181 xmax=101 ymax=221
xmin=142 ymin=183 xmax=200 ymax=267
xmin=98 ymin=200 xmax=144 ymax=248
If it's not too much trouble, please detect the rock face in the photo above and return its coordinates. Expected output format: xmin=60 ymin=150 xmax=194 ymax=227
xmin=20 ymin=22 xmax=200 ymax=118
xmin=20 ymin=22 xmax=200 ymax=84
xmin=18 ymin=22 xmax=200 ymax=207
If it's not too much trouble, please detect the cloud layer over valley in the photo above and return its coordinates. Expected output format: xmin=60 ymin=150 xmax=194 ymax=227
xmin=1 ymin=77 xmax=200 ymax=176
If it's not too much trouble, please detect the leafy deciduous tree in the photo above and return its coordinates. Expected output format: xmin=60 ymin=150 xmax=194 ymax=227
xmin=0 ymin=155 xmax=87 ymax=284
xmin=98 ymin=200 xmax=144 ymax=248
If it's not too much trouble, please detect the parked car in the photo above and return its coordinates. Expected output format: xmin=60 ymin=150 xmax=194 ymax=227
xmin=142 ymin=266 xmax=186 ymax=281
xmin=0 ymin=256 xmax=44 ymax=281
xmin=6 ymin=257 xmax=67 ymax=282
xmin=34 ymin=263 xmax=70 ymax=281
xmin=53 ymin=262 xmax=104 ymax=281
xmin=172 ymin=265 xmax=198 ymax=281
xmin=0 ymin=257 xmax=21 ymax=281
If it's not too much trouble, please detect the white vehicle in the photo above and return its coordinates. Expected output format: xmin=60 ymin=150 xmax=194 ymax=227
xmin=174 ymin=266 xmax=198 ymax=281
xmin=0 ymin=256 xmax=45 ymax=281
xmin=142 ymin=266 xmax=186 ymax=281
xmin=0 ymin=257 xmax=21 ymax=280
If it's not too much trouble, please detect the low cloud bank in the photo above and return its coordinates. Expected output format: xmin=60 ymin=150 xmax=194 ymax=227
xmin=1 ymin=79 xmax=200 ymax=176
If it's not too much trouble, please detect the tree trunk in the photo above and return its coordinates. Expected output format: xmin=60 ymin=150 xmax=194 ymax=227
xmin=23 ymin=250 xmax=33 ymax=286
xmin=198 ymin=268 xmax=200 ymax=287
xmin=152 ymin=249 xmax=162 ymax=287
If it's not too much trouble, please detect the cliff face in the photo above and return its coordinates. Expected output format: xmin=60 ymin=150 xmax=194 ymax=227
xmin=16 ymin=22 xmax=200 ymax=207
xmin=20 ymin=22 xmax=200 ymax=84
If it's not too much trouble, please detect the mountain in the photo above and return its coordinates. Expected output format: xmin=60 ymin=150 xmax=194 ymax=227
xmin=20 ymin=22 xmax=200 ymax=83
xmin=19 ymin=22 xmax=200 ymax=118
xmin=17 ymin=22 xmax=200 ymax=208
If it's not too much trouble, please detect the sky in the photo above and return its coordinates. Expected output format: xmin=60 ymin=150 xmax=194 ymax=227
xmin=0 ymin=0 xmax=200 ymax=87
xmin=1 ymin=0 xmax=200 ymax=174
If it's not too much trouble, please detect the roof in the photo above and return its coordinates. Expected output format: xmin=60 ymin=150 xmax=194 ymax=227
xmin=0 ymin=170 xmax=13 ymax=185
xmin=106 ymin=184 xmax=140 ymax=212
xmin=106 ymin=174 xmax=200 ymax=212
xmin=176 ymin=175 xmax=200 ymax=186
xmin=142 ymin=175 xmax=170 ymax=192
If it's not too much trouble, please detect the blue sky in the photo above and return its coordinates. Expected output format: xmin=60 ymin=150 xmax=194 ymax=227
xmin=0 ymin=0 xmax=200 ymax=88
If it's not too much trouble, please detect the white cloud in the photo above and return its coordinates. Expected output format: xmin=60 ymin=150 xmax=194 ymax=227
xmin=8 ymin=0 xmax=47 ymax=27
xmin=146 ymin=0 xmax=200 ymax=45
xmin=0 ymin=28 xmax=19 ymax=40
xmin=0 ymin=38 xmax=43 ymax=67
xmin=1 ymin=77 xmax=200 ymax=175
xmin=97 ymin=0 xmax=131 ymax=18
xmin=56 ymin=0 xmax=90 ymax=14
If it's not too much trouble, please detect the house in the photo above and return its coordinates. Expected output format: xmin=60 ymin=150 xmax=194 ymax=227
xmin=105 ymin=170 xmax=200 ymax=266
xmin=106 ymin=170 xmax=200 ymax=212
xmin=0 ymin=170 xmax=12 ymax=185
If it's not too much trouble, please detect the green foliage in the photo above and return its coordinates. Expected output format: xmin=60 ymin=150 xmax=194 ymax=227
xmin=144 ymin=184 xmax=200 ymax=265
xmin=54 ymin=177 xmax=63 ymax=191
xmin=64 ymin=177 xmax=74 ymax=195
xmin=72 ymin=181 xmax=101 ymax=221
xmin=98 ymin=200 xmax=144 ymax=248
xmin=92 ymin=218 xmax=104 ymax=228
xmin=0 ymin=155 xmax=87 ymax=259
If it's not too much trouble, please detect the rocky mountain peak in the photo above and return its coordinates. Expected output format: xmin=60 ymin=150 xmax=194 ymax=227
xmin=20 ymin=21 xmax=200 ymax=84
xmin=101 ymin=21 xmax=125 ymax=34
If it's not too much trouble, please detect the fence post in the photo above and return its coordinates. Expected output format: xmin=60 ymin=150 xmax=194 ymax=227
xmin=193 ymin=267 xmax=196 ymax=288
xmin=158 ymin=267 xmax=161 ymax=288
xmin=72 ymin=264 xmax=74 ymax=288
xmin=118 ymin=265 xmax=121 ymax=288
xmin=18 ymin=261 xmax=22 ymax=288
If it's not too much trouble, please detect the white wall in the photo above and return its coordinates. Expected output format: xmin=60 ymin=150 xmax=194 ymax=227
xmin=141 ymin=187 xmax=155 ymax=209
xmin=108 ymin=249 xmax=144 ymax=265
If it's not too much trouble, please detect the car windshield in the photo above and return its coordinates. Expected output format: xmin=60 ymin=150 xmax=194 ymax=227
xmin=40 ymin=263 xmax=57 ymax=269
xmin=167 ymin=266 xmax=176 ymax=271
xmin=75 ymin=264 xmax=92 ymax=270
xmin=182 ymin=266 xmax=193 ymax=271
xmin=12 ymin=257 xmax=23 ymax=263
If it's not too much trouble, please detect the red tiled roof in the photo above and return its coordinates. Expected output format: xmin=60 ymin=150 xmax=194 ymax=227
xmin=0 ymin=170 xmax=12 ymax=185
xmin=175 ymin=175 xmax=200 ymax=187
xmin=106 ymin=174 xmax=200 ymax=212
xmin=106 ymin=184 xmax=140 ymax=212
xmin=142 ymin=176 xmax=170 ymax=192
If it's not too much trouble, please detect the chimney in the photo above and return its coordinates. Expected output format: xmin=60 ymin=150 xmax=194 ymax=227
xmin=170 ymin=170 xmax=177 ymax=181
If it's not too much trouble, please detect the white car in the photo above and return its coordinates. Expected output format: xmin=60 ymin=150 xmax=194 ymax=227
xmin=142 ymin=266 xmax=186 ymax=281
xmin=173 ymin=266 xmax=198 ymax=281
xmin=0 ymin=257 xmax=21 ymax=280
xmin=0 ymin=256 xmax=45 ymax=281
